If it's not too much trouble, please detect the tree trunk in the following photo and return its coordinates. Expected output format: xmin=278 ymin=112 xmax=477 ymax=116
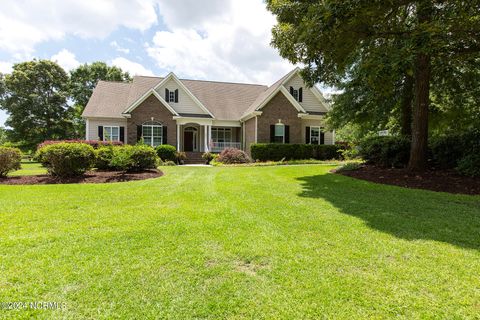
xmin=400 ymin=74 xmax=413 ymax=137
xmin=408 ymin=53 xmax=431 ymax=171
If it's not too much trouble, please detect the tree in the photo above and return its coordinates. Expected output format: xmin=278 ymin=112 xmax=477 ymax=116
xmin=0 ymin=60 xmax=73 ymax=149
xmin=70 ymin=62 xmax=131 ymax=137
xmin=0 ymin=127 xmax=6 ymax=145
xmin=267 ymin=0 xmax=480 ymax=171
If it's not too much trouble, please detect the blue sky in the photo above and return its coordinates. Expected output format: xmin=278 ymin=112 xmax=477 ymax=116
xmin=0 ymin=0 xmax=299 ymax=127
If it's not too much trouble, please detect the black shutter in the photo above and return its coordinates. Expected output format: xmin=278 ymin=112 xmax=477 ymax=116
xmin=165 ymin=88 xmax=170 ymax=102
xmin=162 ymin=126 xmax=168 ymax=144
xmin=270 ymin=125 xmax=275 ymax=143
xmin=299 ymin=87 xmax=303 ymax=102
xmin=290 ymin=86 xmax=294 ymax=96
xmin=119 ymin=126 xmax=125 ymax=143
xmin=174 ymin=89 xmax=178 ymax=103
xmin=305 ymin=126 xmax=310 ymax=144
xmin=320 ymin=131 xmax=325 ymax=144
xmin=98 ymin=126 xmax=104 ymax=141
xmin=285 ymin=125 xmax=290 ymax=143
xmin=137 ymin=125 xmax=142 ymax=142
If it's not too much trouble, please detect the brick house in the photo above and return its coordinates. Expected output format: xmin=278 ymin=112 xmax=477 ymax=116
xmin=82 ymin=68 xmax=334 ymax=155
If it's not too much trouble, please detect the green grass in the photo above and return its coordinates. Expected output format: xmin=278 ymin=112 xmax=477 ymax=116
xmin=0 ymin=165 xmax=479 ymax=319
xmin=8 ymin=162 xmax=47 ymax=176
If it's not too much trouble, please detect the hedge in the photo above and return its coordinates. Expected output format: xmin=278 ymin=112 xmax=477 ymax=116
xmin=0 ymin=146 xmax=22 ymax=177
xmin=155 ymin=144 xmax=177 ymax=162
xmin=251 ymin=144 xmax=345 ymax=162
xmin=358 ymin=136 xmax=410 ymax=168
xmin=38 ymin=140 xmax=123 ymax=150
xmin=35 ymin=143 xmax=96 ymax=177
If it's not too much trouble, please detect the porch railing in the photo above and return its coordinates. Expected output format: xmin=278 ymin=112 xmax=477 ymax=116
xmin=210 ymin=141 xmax=242 ymax=152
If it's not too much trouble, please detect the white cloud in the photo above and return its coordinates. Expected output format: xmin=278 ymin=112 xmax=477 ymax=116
xmin=111 ymin=57 xmax=154 ymax=76
xmin=110 ymin=41 xmax=130 ymax=54
xmin=0 ymin=0 xmax=158 ymax=55
xmin=0 ymin=61 xmax=13 ymax=74
xmin=147 ymin=0 xmax=293 ymax=84
xmin=50 ymin=49 xmax=81 ymax=71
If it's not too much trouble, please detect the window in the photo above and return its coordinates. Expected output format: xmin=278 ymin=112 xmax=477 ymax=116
xmin=289 ymin=86 xmax=302 ymax=102
xmin=169 ymin=91 xmax=175 ymax=103
xmin=274 ymin=123 xmax=285 ymax=143
xmin=211 ymin=128 xmax=232 ymax=143
xmin=309 ymin=126 xmax=324 ymax=145
xmin=142 ymin=122 xmax=163 ymax=147
xmin=104 ymin=126 xmax=120 ymax=141
xmin=292 ymin=89 xmax=299 ymax=101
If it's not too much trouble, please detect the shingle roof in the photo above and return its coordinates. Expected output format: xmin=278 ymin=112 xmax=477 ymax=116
xmin=82 ymin=71 xmax=299 ymax=121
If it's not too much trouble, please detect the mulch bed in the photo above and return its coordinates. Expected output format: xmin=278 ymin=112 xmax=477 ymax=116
xmin=336 ymin=165 xmax=480 ymax=195
xmin=0 ymin=170 xmax=163 ymax=185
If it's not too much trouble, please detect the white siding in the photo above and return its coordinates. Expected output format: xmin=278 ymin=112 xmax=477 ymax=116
xmin=301 ymin=119 xmax=334 ymax=145
xmin=156 ymin=78 xmax=207 ymax=115
xmin=284 ymin=74 xmax=329 ymax=113
xmin=87 ymin=118 xmax=128 ymax=141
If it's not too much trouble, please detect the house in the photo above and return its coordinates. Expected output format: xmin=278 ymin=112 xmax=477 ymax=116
xmin=82 ymin=68 xmax=334 ymax=155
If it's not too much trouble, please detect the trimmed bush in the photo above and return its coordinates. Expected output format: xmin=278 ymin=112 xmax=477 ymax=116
xmin=202 ymin=152 xmax=216 ymax=164
xmin=95 ymin=146 xmax=116 ymax=170
xmin=358 ymin=136 xmax=410 ymax=168
xmin=156 ymin=144 xmax=177 ymax=162
xmin=217 ymin=148 xmax=251 ymax=164
xmin=430 ymin=128 xmax=480 ymax=169
xmin=110 ymin=145 xmax=159 ymax=172
xmin=36 ymin=143 xmax=95 ymax=177
xmin=38 ymin=139 xmax=122 ymax=150
xmin=0 ymin=147 xmax=22 ymax=177
xmin=250 ymin=143 xmax=345 ymax=162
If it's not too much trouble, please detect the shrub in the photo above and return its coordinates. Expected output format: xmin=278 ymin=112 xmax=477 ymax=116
xmin=160 ymin=160 xmax=177 ymax=166
xmin=336 ymin=162 xmax=363 ymax=173
xmin=0 ymin=147 xmax=22 ymax=177
xmin=250 ymin=143 xmax=345 ymax=162
xmin=175 ymin=151 xmax=187 ymax=164
xmin=217 ymin=148 xmax=251 ymax=164
xmin=430 ymin=128 xmax=480 ymax=169
xmin=95 ymin=146 xmax=116 ymax=170
xmin=36 ymin=143 xmax=95 ymax=177
xmin=456 ymin=154 xmax=480 ymax=177
xmin=111 ymin=145 xmax=159 ymax=172
xmin=358 ymin=136 xmax=410 ymax=168
xmin=202 ymin=152 xmax=216 ymax=164
xmin=156 ymin=144 xmax=177 ymax=162
xmin=38 ymin=139 xmax=122 ymax=150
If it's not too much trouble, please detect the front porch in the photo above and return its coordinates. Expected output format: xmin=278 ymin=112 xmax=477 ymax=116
xmin=175 ymin=121 xmax=242 ymax=153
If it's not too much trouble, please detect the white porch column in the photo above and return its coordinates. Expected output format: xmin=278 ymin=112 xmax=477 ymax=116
xmin=204 ymin=125 xmax=209 ymax=152
xmin=208 ymin=125 xmax=212 ymax=151
xmin=176 ymin=124 xmax=181 ymax=151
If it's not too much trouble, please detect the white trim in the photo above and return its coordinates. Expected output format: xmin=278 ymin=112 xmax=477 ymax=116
xmin=141 ymin=123 xmax=163 ymax=147
xmin=279 ymin=87 xmax=307 ymax=113
xmin=176 ymin=124 xmax=180 ymax=150
xmin=298 ymin=114 xmax=325 ymax=120
xmin=254 ymin=116 xmax=258 ymax=143
xmin=309 ymin=126 xmax=322 ymax=145
xmin=85 ymin=119 xmax=89 ymax=140
xmin=122 ymin=89 xmax=179 ymax=116
xmin=152 ymin=72 xmax=215 ymax=118
xmin=173 ymin=117 xmax=213 ymax=126
xmin=212 ymin=120 xmax=241 ymax=127
xmin=332 ymin=130 xmax=336 ymax=144
xmin=240 ymin=111 xmax=262 ymax=122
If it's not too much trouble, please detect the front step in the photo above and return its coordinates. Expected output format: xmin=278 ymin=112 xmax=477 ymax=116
xmin=182 ymin=152 xmax=205 ymax=165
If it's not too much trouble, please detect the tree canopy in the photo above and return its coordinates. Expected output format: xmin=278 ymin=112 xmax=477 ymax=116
xmin=267 ymin=0 xmax=480 ymax=170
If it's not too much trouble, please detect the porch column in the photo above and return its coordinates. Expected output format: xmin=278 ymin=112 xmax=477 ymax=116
xmin=204 ymin=125 xmax=209 ymax=152
xmin=177 ymin=124 xmax=180 ymax=151
xmin=208 ymin=125 xmax=212 ymax=151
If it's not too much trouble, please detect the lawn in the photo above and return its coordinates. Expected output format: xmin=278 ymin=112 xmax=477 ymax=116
xmin=0 ymin=165 xmax=479 ymax=319
xmin=8 ymin=162 xmax=47 ymax=176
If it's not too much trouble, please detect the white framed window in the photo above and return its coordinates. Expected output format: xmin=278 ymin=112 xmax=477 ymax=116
xmin=309 ymin=126 xmax=324 ymax=144
xmin=142 ymin=122 xmax=163 ymax=147
xmin=211 ymin=127 xmax=232 ymax=143
xmin=292 ymin=89 xmax=299 ymax=101
xmin=104 ymin=126 xmax=120 ymax=141
xmin=274 ymin=123 xmax=285 ymax=143
xmin=169 ymin=91 xmax=175 ymax=103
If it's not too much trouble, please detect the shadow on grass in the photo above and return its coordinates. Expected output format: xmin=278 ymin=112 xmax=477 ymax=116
xmin=296 ymin=173 xmax=480 ymax=251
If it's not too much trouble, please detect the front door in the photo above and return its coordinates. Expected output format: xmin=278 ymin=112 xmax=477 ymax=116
xmin=184 ymin=131 xmax=193 ymax=151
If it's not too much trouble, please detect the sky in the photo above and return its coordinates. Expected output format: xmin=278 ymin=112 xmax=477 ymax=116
xmin=0 ymin=0 xmax=298 ymax=127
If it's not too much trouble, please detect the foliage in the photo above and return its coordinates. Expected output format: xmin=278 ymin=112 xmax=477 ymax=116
xmin=217 ymin=148 xmax=251 ymax=164
xmin=38 ymin=139 xmax=123 ymax=150
xmin=266 ymin=0 xmax=480 ymax=170
xmin=335 ymin=162 xmax=363 ymax=173
xmin=0 ymin=60 xmax=73 ymax=150
xmin=110 ymin=145 xmax=158 ymax=172
xmin=251 ymin=144 xmax=345 ymax=162
xmin=160 ymin=160 xmax=177 ymax=166
xmin=0 ymin=146 xmax=22 ymax=177
xmin=36 ymin=143 xmax=95 ymax=177
xmin=0 ymin=127 xmax=7 ymax=145
xmin=175 ymin=151 xmax=187 ymax=164
xmin=69 ymin=62 xmax=131 ymax=137
xmin=155 ymin=144 xmax=177 ymax=162
xmin=456 ymin=154 xmax=480 ymax=177
xmin=358 ymin=136 xmax=411 ymax=168
xmin=430 ymin=128 xmax=480 ymax=170
xmin=94 ymin=146 xmax=116 ymax=170
xmin=201 ymin=152 xmax=217 ymax=164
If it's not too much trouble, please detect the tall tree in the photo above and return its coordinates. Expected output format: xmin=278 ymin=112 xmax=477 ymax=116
xmin=70 ymin=62 xmax=131 ymax=137
xmin=267 ymin=0 xmax=480 ymax=171
xmin=0 ymin=60 xmax=72 ymax=149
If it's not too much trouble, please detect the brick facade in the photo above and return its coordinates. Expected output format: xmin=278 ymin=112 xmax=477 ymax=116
xmin=256 ymin=92 xmax=302 ymax=144
xmin=127 ymin=95 xmax=177 ymax=146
